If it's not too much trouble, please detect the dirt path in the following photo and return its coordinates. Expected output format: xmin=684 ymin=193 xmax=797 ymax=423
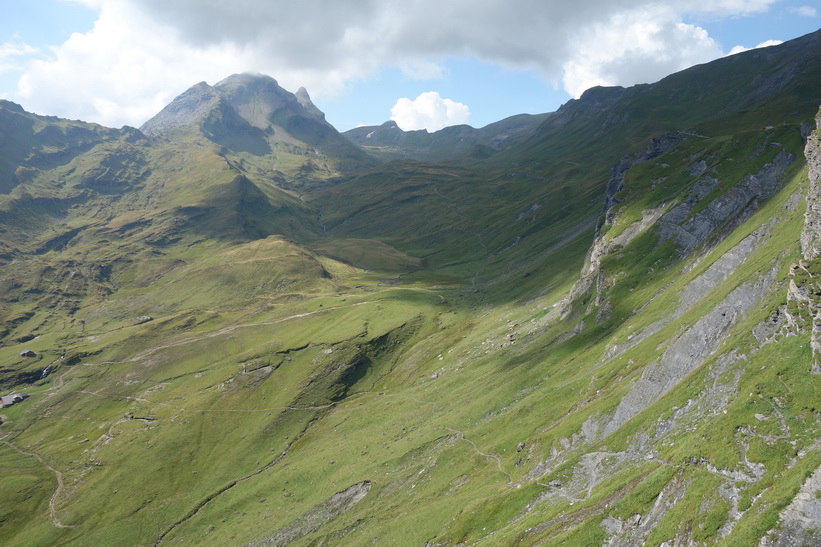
xmin=128 ymin=300 xmax=379 ymax=363
xmin=1 ymin=438 xmax=74 ymax=529
xmin=77 ymin=389 xmax=336 ymax=414
xmin=444 ymin=427 xmax=513 ymax=484
xmin=153 ymin=419 xmax=316 ymax=545
xmin=44 ymin=369 xmax=71 ymax=399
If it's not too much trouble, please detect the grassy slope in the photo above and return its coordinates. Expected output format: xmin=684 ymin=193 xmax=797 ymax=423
xmin=1 ymin=32 xmax=820 ymax=546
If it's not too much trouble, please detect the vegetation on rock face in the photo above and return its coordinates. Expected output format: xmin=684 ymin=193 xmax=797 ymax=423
xmin=1 ymin=30 xmax=821 ymax=546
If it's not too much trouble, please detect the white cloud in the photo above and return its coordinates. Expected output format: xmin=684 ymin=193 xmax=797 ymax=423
xmin=14 ymin=1 xmax=358 ymax=126
xmin=17 ymin=2 xmax=238 ymax=125
xmin=727 ymin=39 xmax=783 ymax=56
xmin=7 ymin=0 xmax=786 ymax=127
xmin=790 ymin=5 xmax=817 ymax=17
xmin=0 ymin=42 xmax=39 ymax=73
xmin=561 ymin=6 xmax=723 ymax=98
xmin=390 ymin=92 xmax=470 ymax=131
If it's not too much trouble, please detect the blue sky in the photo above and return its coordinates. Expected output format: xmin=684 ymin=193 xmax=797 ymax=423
xmin=0 ymin=0 xmax=818 ymax=132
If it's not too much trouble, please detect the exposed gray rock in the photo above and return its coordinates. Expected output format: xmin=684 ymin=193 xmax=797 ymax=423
xmin=214 ymin=73 xmax=322 ymax=129
xmin=788 ymin=279 xmax=811 ymax=303
xmin=249 ymin=481 xmax=371 ymax=546
xmin=675 ymin=228 xmax=769 ymax=314
xmin=658 ymin=150 xmax=795 ymax=254
xmin=517 ymin=203 xmax=541 ymax=222
xmin=689 ymin=176 xmax=721 ymax=201
xmin=294 ymin=87 xmax=324 ymax=119
xmin=602 ymin=476 xmax=689 ymax=547
xmin=603 ymin=267 xmax=777 ymax=436
xmin=602 ymin=156 xmax=634 ymax=227
xmin=801 ymin=109 xmax=821 ymax=260
xmin=564 ymin=132 xmax=788 ymax=324
xmin=601 ymin=132 xmax=685 ymax=229
xmin=688 ymin=160 xmax=708 ymax=177
xmin=604 ymin=228 xmax=769 ymax=362
xmin=752 ymin=306 xmax=788 ymax=345
xmin=796 ymin=110 xmax=821 ymax=369
xmin=562 ymin=203 xmax=667 ymax=321
xmin=139 ymin=82 xmax=220 ymax=136
xmin=760 ymin=464 xmax=821 ymax=547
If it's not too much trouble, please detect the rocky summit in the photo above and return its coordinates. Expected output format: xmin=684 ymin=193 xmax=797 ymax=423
xmin=1 ymin=29 xmax=821 ymax=546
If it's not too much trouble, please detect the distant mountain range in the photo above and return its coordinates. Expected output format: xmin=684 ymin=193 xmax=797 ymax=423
xmin=0 ymin=27 xmax=820 ymax=547
xmin=342 ymin=113 xmax=550 ymax=161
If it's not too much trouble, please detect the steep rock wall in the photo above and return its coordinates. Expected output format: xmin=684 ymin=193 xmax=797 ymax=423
xmin=790 ymin=108 xmax=821 ymax=373
xmin=761 ymin=106 xmax=821 ymax=546
xmin=657 ymin=150 xmax=794 ymax=254
xmin=561 ymin=132 xmax=684 ymax=320
xmin=563 ymin=131 xmax=794 ymax=325
xmin=800 ymin=110 xmax=821 ymax=260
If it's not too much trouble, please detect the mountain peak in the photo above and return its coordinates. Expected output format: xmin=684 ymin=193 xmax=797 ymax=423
xmin=139 ymin=81 xmax=219 ymax=136
xmin=295 ymin=86 xmax=324 ymax=119
xmin=140 ymin=73 xmax=328 ymax=136
xmin=213 ymin=72 xmax=326 ymax=129
xmin=215 ymin=72 xmax=279 ymax=88
xmin=137 ymin=72 xmax=376 ymax=177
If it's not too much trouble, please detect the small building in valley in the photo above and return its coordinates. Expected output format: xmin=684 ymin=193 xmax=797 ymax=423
xmin=19 ymin=349 xmax=36 ymax=357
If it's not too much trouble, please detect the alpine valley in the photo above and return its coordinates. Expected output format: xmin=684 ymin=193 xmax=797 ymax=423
xmin=1 ymin=28 xmax=821 ymax=547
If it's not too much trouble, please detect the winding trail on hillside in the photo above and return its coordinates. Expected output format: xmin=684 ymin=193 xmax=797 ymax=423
xmin=77 ymin=389 xmax=337 ymax=414
xmin=127 ymin=300 xmax=380 ymax=363
xmin=153 ymin=419 xmax=317 ymax=545
xmin=444 ymin=427 xmax=513 ymax=485
xmin=44 ymin=368 xmax=74 ymax=399
xmin=0 ymin=437 xmax=74 ymax=529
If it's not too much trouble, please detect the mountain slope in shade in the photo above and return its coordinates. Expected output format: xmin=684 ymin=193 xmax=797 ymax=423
xmin=314 ymin=30 xmax=821 ymax=295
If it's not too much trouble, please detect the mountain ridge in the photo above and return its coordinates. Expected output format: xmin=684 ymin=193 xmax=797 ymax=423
xmin=342 ymin=112 xmax=551 ymax=161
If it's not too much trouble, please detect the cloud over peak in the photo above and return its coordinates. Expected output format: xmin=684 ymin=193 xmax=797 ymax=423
xmin=390 ymin=92 xmax=471 ymax=132
xmin=7 ymin=0 xmax=789 ymax=128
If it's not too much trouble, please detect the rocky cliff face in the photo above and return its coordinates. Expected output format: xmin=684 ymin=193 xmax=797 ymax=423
xmin=561 ymin=132 xmax=685 ymax=321
xmin=140 ymin=74 xmax=330 ymax=137
xmin=761 ymin=465 xmax=821 ymax=547
xmin=213 ymin=73 xmax=325 ymax=129
xmin=562 ymin=126 xmax=796 ymax=327
xmin=139 ymin=82 xmax=221 ymax=136
xmin=789 ymin=108 xmax=821 ymax=375
xmin=801 ymin=107 xmax=821 ymax=260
